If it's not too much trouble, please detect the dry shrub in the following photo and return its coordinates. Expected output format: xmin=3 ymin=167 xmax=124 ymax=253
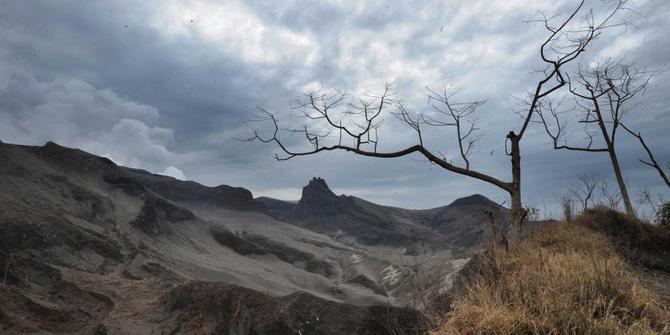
xmin=659 ymin=202 xmax=670 ymax=228
xmin=433 ymin=222 xmax=670 ymax=335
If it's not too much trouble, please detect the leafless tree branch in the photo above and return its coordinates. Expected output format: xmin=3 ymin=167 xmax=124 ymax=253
xmin=244 ymin=84 xmax=513 ymax=192
xmin=620 ymin=123 xmax=670 ymax=188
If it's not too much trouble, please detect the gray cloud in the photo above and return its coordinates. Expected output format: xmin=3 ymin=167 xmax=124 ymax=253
xmin=0 ymin=71 xmax=179 ymax=172
xmin=0 ymin=0 xmax=668 ymax=216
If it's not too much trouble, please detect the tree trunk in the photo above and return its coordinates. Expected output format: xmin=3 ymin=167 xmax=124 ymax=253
xmin=608 ymin=147 xmax=635 ymax=217
xmin=507 ymin=132 xmax=524 ymax=245
xmin=592 ymin=104 xmax=635 ymax=217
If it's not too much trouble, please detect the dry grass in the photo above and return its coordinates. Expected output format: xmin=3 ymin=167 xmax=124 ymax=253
xmin=434 ymin=217 xmax=670 ymax=335
xmin=576 ymin=207 xmax=670 ymax=273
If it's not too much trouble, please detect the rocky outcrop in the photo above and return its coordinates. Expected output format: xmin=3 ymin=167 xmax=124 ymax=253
xmin=211 ymin=228 xmax=336 ymax=277
xmin=210 ymin=228 xmax=267 ymax=256
xmin=124 ymin=167 xmax=267 ymax=213
xmin=130 ymin=195 xmax=196 ymax=235
xmin=294 ymin=177 xmax=353 ymax=218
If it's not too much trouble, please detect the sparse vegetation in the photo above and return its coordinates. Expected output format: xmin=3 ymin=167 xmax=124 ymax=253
xmin=433 ymin=209 xmax=670 ymax=335
xmin=659 ymin=202 xmax=670 ymax=229
xmin=560 ymin=196 xmax=574 ymax=223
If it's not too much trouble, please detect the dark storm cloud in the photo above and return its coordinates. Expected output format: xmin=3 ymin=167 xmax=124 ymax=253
xmin=0 ymin=0 xmax=668 ymax=215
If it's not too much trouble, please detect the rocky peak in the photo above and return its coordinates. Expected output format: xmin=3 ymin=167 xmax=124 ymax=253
xmin=302 ymin=177 xmax=337 ymax=200
xmin=295 ymin=177 xmax=351 ymax=218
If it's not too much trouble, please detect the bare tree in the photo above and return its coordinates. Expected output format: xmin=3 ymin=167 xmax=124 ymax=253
xmin=620 ymin=123 xmax=670 ymax=188
xmin=249 ymin=1 xmax=627 ymax=244
xmin=536 ymin=62 xmax=650 ymax=217
xmin=600 ymin=182 xmax=622 ymax=210
xmin=571 ymin=174 xmax=600 ymax=212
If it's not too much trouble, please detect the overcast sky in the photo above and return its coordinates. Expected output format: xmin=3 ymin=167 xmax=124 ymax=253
xmin=1 ymin=0 xmax=668 ymax=217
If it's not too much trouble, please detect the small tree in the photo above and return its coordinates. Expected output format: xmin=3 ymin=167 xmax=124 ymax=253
xmin=571 ymin=174 xmax=600 ymax=212
xmin=600 ymin=182 xmax=622 ymax=211
xmin=250 ymin=1 xmax=627 ymax=244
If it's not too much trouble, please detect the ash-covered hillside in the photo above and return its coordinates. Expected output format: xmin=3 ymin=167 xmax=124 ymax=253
xmin=0 ymin=141 xmax=501 ymax=334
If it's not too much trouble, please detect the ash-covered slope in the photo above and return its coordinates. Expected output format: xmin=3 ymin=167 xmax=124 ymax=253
xmin=0 ymin=141 xmax=461 ymax=334
xmin=261 ymin=177 xmax=508 ymax=252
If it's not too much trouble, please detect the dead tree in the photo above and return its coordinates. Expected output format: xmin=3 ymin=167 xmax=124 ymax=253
xmin=249 ymin=1 xmax=627 ymax=244
xmin=620 ymin=123 xmax=670 ymax=189
xmin=601 ymin=182 xmax=622 ymax=210
xmin=536 ymin=62 xmax=649 ymax=217
xmin=571 ymin=174 xmax=600 ymax=212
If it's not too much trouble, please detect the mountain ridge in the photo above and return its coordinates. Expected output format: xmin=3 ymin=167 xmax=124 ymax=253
xmin=258 ymin=175 xmax=508 ymax=252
